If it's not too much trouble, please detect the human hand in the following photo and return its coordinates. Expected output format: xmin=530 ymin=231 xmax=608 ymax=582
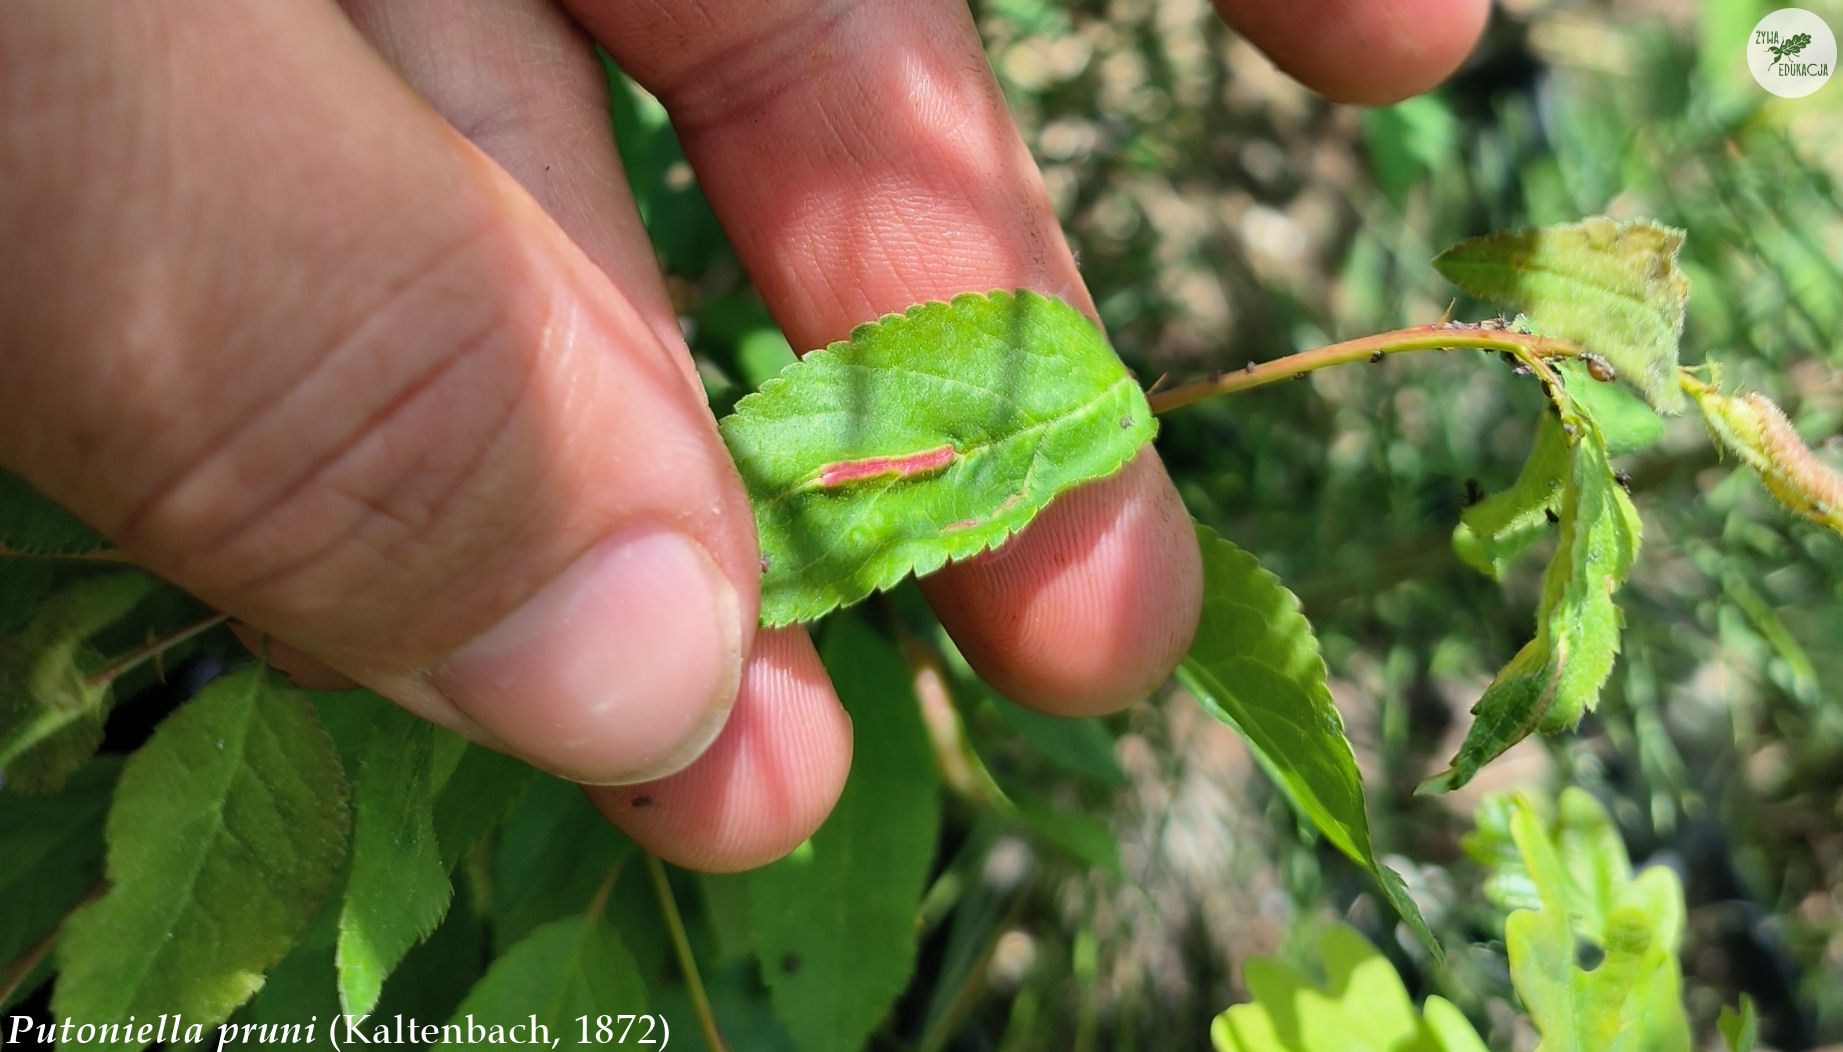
xmin=0 ymin=0 xmax=1485 ymax=870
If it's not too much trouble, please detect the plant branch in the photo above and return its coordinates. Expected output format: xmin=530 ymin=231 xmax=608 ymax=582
xmin=1146 ymin=322 xmax=1591 ymax=415
xmin=86 ymin=613 xmax=229 ymax=687
xmin=646 ymin=852 xmax=728 ymax=1052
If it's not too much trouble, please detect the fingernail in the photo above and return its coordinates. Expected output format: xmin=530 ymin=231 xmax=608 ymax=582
xmin=432 ymin=524 xmax=744 ymax=784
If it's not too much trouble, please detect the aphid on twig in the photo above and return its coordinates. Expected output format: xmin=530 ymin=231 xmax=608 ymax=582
xmin=1499 ymin=351 xmax=1518 ymax=366
xmin=1545 ymin=507 xmax=1560 ymax=524
xmin=1244 ymin=361 xmax=1259 ymax=375
xmin=1614 ymin=470 xmax=1632 ymax=492
xmin=1581 ymin=353 xmax=1617 ymax=383
xmin=1294 ymin=371 xmax=1309 ymax=381
xmin=1369 ymin=350 xmax=1385 ymax=364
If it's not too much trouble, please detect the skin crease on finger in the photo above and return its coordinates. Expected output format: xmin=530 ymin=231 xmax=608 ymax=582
xmin=337 ymin=0 xmax=855 ymax=864
xmin=0 ymin=5 xmax=765 ymax=783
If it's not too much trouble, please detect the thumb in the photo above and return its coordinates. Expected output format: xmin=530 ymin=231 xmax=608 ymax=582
xmin=0 ymin=4 xmax=758 ymax=784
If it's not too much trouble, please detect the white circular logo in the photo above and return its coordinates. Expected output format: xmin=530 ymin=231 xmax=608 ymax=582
xmin=1750 ymin=8 xmax=1836 ymax=98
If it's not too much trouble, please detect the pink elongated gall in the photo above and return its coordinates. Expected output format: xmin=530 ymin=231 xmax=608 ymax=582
xmin=815 ymin=443 xmax=957 ymax=488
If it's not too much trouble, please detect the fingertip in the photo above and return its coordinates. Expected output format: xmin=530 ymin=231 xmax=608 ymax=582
xmin=588 ymin=626 xmax=853 ymax=872
xmin=923 ymin=449 xmax=1201 ymax=717
xmin=429 ymin=525 xmax=748 ymax=786
xmin=1214 ymin=0 xmax=1490 ymax=105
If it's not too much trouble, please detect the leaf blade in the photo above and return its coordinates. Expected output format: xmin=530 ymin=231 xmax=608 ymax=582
xmin=436 ymin=912 xmax=646 ymax=1051
xmin=52 ymin=664 xmax=350 ymax=1052
xmin=747 ymin=615 xmax=941 ymax=1052
xmin=1434 ymin=218 xmax=1689 ymax=412
xmin=336 ymin=707 xmax=454 ymax=1016
xmin=1179 ymin=524 xmax=1435 ymax=954
xmin=0 ymin=571 xmax=163 ymax=793
xmin=721 ymin=291 xmax=1155 ymax=625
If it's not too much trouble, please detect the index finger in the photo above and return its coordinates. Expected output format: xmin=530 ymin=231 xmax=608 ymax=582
xmin=566 ymin=0 xmax=1203 ymax=714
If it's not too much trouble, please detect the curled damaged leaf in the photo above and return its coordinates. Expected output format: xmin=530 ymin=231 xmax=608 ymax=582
xmin=0 ymin=570 xmax=162 ymax=793
xmin=1687 ymin=379 xmax=1843 ymax=536
xmin=1434 ymin=218 xmax=1689 ymax=413
xmin=1454 ymin=412 xmax=1570 ymax=580
xmin=720 ymin=291 xmax=1156 ymax=626
xmin=1425 ymin=423 xmax=1642 ymax=794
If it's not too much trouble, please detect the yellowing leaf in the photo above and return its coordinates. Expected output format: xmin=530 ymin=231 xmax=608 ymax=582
xmin=720 ymin=291 xmax=1156 ymax=626
xmin=1435 ymin=218 xmax=1689 ymax=412
xmin=1502 ymin=791 xmax=1690 ymax=1052
xmin=1688 ymin=380 xmax=1843 ymax=536
xmin=1210 ymin=923 xmax=1486 ymax=1052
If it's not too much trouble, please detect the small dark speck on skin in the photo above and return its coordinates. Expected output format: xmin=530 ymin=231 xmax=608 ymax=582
xmin=631 ymin=796 xmax=653 ymax=808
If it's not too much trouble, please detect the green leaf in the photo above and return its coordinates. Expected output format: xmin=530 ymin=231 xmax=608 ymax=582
xmin=1557 ymin=362 xmax=1665 ymax=455
xmin=336 ymin=707 xmax=453 ymax=1016
xmin=1502 ymin=791 xmax=1690 ymax=1052
xmin=0 ymin=469 xmax=110 ymax=555
xmin=1434 ymin=218 xmax=1689 ymax=412
xmin=53 ymin=664 xmax=350 ymax=1052
xmin=0 ymin=570 xmax=161 ymax=792
xmin=1454 ymin=413 xmax=1569 ymax=579
xmin=0 ymin=757 xmax=116 ymax=1009
xmin=721 ymin=291 xmax=1156 ymax=626
xmin=1177 ymin=524 xmax=1435 ymax=954
xmin=0 ymin=558 xmax=56 ymax=638
xmin=1210 ymin=922 xmax=1486 ymax=1052
xmin=437 ymin=911 xmax=646 ymax=1051
xmin=430 ymin=739 xmax=539 ymax=872
xmin=748 ymin=615 xmax=942 ymax=1052
xmin=1425 ymin=424 xmax=1642 ymax=794
xmin=1718 ymin=995 xmax=1758 ymax=1052
xmin=490 ymin=777 xmax=637 ymax=950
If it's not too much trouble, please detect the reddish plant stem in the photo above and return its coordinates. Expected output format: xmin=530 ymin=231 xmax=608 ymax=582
xmin=1146 ymin=323 xmax=1589 ymax=416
